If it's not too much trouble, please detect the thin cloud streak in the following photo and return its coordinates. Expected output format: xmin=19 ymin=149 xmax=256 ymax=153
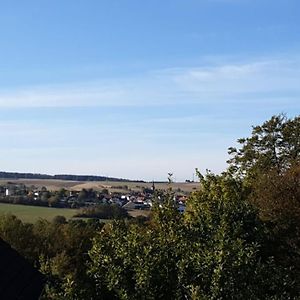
xmin=0 ymin=57 xmax=299 ymax=108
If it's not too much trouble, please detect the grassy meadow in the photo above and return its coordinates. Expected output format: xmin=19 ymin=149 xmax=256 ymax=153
xmin=0 ymin=203 xmax=79 ymax=223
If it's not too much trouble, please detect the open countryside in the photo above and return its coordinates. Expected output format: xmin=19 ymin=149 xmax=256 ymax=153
xmin=0 ymin=203 xmax=78 ymax=223
xmin=0 ymin=177 xmax=188 ymax=222
xmin=0 ymin=178 xmax=199 ymax=193
xmin=0 ymin=1 xmax=299 ymax=299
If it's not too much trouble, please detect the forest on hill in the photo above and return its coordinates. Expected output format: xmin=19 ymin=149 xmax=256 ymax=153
xmin=0 ymin=114 xmax=299 ymax=299
xmin=0 ymin=172 xmax=142 ymax=183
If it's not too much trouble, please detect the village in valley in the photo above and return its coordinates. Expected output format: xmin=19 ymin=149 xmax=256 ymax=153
xmin=0 ymin=180 xmax=189 ymax=215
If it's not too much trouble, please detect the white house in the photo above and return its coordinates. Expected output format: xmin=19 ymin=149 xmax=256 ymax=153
xmin=5 ymin=189 xmax=11 ymax=197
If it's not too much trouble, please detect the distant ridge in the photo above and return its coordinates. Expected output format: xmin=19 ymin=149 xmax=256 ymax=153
xmin=0 ymin=171 xmax=144 ymax=183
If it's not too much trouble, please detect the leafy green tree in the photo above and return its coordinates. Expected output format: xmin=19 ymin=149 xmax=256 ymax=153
xmin=227 ymin=114 xmax=300 ymax=290
xmin=0 ymin=214 xmax=39 ymax=262
xmin=58 ymin=188 xmax=68 ymax=198
xmin=76 ymin=204 xmax=128 ymax=220
xmin=77 ymin=189 xmax=89 ymax=205
xmin=101 ymin=188 xmax=109 ymax=195
xmin=41 ymin=190 xmax=51 ymax=202
xmin=228 ymin=114 xmax=300 ymax=180
xmin=52 ymin=215 xmax=67 ymax=225
xmin=250 ymin=164 xmax=300 ymax=224
xmin=88 ymin=180 xmax=296 ymax=299
xmin=249 ymin=164 xmax=300 ymax=286
xmin=184 ymin=171 xmax=296 ymax=299
xmin=35 ymin=219 xmax=101 ymax=299
xmin=88 ymin=196 xmax=189 ymax=300
xmin=48 ymin=194 xmax=60 ymax=207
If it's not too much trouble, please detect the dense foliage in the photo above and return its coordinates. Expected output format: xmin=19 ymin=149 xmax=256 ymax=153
xmin=75 ymin=204 xmax=129 ymax=219
xmin=0 ymin=114 xmax=299 ymax=299
xmin=228 ymin=114 xmax=300 ymax=288
xmin=89 ymin=177 xmax=295 ymax=299
xmin=227 ymin=114 xmax=300 ymax=179
xmin=0 ymin=171 xmax=140 ymax=182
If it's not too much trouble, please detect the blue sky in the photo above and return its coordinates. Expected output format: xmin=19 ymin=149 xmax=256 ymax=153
xmin=0 ymin=0 xmax=299 ymax=181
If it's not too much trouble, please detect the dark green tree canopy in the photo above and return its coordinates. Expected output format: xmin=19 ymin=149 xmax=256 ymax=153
xmin=228 ymin=114 xmax=300 ymax=179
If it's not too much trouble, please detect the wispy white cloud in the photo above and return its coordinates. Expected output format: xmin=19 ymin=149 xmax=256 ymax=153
xmin=0 ymin=84 xmax=130 ymax=107
xmin=0 ymin=57 xmax=299 ymax=109
xmin=1 ymin=54 xmax=299 ymax=181
xmin=169 ymin=59 xmax=300 ymax=96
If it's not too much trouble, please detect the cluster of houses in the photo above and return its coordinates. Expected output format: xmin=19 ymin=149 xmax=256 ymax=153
xmin=65 ymin=188 xmax=187 ymax=213
xmin=0 ymin=183 xmax=187 ymax=213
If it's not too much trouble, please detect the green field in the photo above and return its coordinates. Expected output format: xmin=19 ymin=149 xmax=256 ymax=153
xmin=0 ymin=203 xmax=79 ymax=223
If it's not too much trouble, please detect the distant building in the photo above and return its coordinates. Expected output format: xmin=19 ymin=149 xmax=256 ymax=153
xmin=178 ymin=204 xmax=186 ymax=214
xmin=5 ymin=188 xmax=11 ymax=197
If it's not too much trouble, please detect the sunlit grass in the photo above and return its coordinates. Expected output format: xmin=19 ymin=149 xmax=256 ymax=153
xmin=0 ymin=203 xmax=79 ymax=223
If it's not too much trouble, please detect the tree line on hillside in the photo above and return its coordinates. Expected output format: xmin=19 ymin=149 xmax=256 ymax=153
xmin=0 ymin=172 xmax=144 ymax=182
xmin=0 ymin=114 xmax=299 ymax=299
